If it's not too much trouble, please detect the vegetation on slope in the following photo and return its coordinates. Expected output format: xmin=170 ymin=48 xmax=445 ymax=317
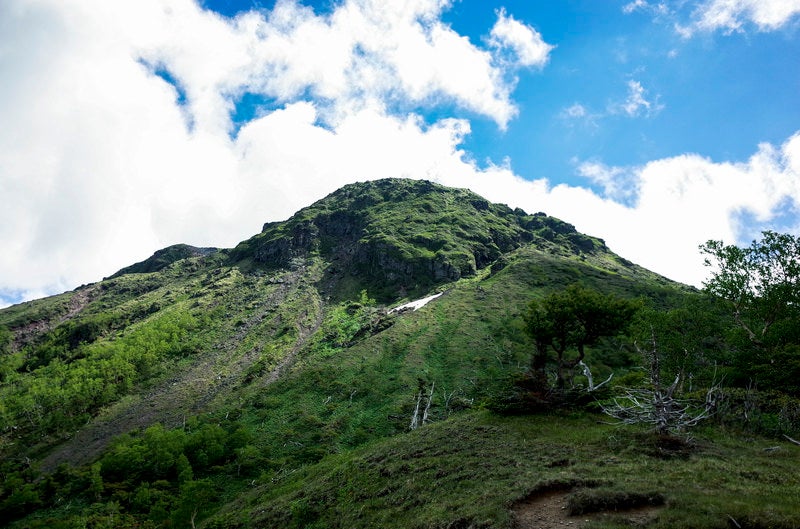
xmin=206 ymin=411 xmax=800 ymax=529
xmin=231 ymin=178 xmax=606 ymax=300
xmin=0 ymin=180 xmax=798 ymax=528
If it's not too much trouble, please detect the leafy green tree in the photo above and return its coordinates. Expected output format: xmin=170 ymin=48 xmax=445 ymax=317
xmin=525 ymin=284 xmax=640 ymax=388
xmin=701 ymin=230 xmax=800 ymax=346
xmin=701 ymin=231 xmax=800 ymax=393
xmin=176 ymin=453 xmax=194 ymax=486
xmin=629 ymin=298 xmax=728 ymax=390
xmin=172 ymin=478 xmax=215 ymax=529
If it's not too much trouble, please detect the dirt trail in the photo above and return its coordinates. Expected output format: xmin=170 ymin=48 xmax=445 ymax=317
xmin=513 ymin=491 xmax=661 ymax=529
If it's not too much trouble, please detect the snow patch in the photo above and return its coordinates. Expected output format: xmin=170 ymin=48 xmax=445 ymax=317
xmin=390 ymin=292 xmax=443 ymax=313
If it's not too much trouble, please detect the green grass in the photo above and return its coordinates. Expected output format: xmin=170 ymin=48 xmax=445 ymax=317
xmin=206 ymin=410 xmax=800 ymax=529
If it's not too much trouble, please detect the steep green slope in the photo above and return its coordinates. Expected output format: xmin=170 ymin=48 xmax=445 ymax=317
xmin=0 ymin=179 xmax=715 ymax=528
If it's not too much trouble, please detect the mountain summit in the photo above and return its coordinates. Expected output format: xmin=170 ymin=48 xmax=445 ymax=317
xmin=232 ymin=178 xmax=607 ymax=299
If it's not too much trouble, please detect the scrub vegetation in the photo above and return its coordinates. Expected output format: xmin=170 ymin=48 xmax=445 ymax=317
xmin=1 ymin=179 xmax=798 ymax=529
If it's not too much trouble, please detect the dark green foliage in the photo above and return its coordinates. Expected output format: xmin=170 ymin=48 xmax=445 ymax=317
xmin=231 ymin=179 xmax=605 ymax=300
xmin=628 ymin=296 xmax=730 ymax=388
xmin=524 ymin=284 xmax=640 ymax=389
xmin=714 ymin=387 xmax=800 ymax=436
xmin=0 ymin=415 xmax=248 ymax=526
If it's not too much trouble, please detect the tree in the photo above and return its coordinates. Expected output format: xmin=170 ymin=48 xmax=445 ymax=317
xmin=701 ymin=231 xmax=800 ymax=393
xmin=601 ymin=326 xmax=719 ymax=436
xmin=172 ymin=479 xmax=215 ymax=529
xmin=524 ymin=284 xmax=640 ymax=389
xmin=629 ymin=300 xmax=727 ymax=391
xmin=701 ymin=230 xmax=800 ymax=346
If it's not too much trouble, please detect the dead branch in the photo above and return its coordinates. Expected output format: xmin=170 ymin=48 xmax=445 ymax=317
xmin=410 ymin=381 xmax=435 ymax=430
xmin=578 ymin=360 xmax=613 ymax=392
xmin=421 ymin=381 xmax=434 ymax=425
xmin=409 ymin=389 xmax=423 ymax=430
xmin=601 ymin=378 xmax=720 ymax=435
xmin=783 ymin=434 xmax=800 ymax=446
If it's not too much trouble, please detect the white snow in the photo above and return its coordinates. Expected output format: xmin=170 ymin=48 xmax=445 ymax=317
xmin=389 ymin=292 xmax=443 ymax=313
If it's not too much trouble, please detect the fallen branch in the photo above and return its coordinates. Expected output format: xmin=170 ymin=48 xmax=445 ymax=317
xmin=783 ymin=434 xmax=800 ymax=446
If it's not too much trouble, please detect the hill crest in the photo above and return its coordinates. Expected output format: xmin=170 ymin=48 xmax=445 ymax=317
xmin=231 ymin=178 xmax=608 ymax=299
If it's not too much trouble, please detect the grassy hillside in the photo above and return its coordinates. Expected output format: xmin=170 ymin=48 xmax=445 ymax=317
xmin=1 ymin=179 xmax=796 ymax=528
xmin=207 ymin=411 xmax=800 ymax=529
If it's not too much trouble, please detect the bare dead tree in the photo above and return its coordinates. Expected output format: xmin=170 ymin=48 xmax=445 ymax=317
xmin=601 ymin=328 xmax=719 ymax=435
xmin=421 ymin=381 xmax=434 ymax=426
xmin=409 ymin=388 xmax=423 ymax=430
xmin=442 ymin=387 xmax=460 ymax=417
xmin=410 ymin=380 xmax=435 ymax=430
xmin=601 ymin=378 xmax=719 ymax=435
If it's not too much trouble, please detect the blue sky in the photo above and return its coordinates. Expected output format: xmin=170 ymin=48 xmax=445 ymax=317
xmin=1 ymin=0 xmax=799 ymax=307
xmin=202 ymin=0 xmax=800 ymax=181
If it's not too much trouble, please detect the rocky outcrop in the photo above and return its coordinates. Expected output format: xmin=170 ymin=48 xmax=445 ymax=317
xmin=235 ymin=179 xmax=606 ymax=296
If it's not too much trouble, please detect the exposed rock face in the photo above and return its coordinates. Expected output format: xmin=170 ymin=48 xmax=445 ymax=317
xmin=233 ymin=179 xmax=605 ymax=297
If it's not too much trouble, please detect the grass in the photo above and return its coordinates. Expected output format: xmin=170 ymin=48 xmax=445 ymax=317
xmin=206 ymin=410 xmax=800 ymax=529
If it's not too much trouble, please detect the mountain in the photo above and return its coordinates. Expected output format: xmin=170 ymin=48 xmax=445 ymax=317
xmin=1 ymin=179 xmax=797 ymax=529
xmin=230 ymin=178 xmax=615 ymax=300
xmin=108 ymin=244 xmax=218 ymax=279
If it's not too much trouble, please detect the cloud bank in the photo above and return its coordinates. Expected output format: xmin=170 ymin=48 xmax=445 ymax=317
xmin=0 ymin=0 xmax=798 ymax=307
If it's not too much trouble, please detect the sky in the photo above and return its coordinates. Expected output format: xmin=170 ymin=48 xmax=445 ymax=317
xmin=1 ymin=0 xmax=799 ymax=307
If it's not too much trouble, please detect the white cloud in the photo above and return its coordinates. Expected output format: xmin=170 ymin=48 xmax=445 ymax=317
xmin=688 ymin=0 xmax=800 ymax=34
xmin=623 ymin=0 xmax=649 ymax=14
xmin=130 ymin=0 xmax=547 ymax=130
xmin=622 ymin=1 xmax=671 ymax=16
xmin=625 ymin=0 xmax=800 ymax=36
xmin=571 ymin=133 xmax=800 ymax=286
xmin=610 ymin=80 xmax=663 ymax=117
xmin=564 ymin=79 xmax=661 ymax=126
xmin=488 ymin=8 xmax=554 ymax=68
xmin=562 ymin=103 xmax=588 ymax=119
xmin=577 ymin=161 xmax=638 ymax=203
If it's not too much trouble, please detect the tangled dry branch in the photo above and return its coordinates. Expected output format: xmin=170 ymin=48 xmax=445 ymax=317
xmin=601 ymin=377 xmax=720 ymax=435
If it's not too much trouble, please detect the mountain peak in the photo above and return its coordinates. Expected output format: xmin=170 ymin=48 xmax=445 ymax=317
xmin=232 ymin=178 xmax=605 ymax=299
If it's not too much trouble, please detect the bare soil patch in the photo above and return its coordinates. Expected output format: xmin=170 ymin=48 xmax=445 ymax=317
xmin=513 ymin=490 xmax=663 ymax=529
